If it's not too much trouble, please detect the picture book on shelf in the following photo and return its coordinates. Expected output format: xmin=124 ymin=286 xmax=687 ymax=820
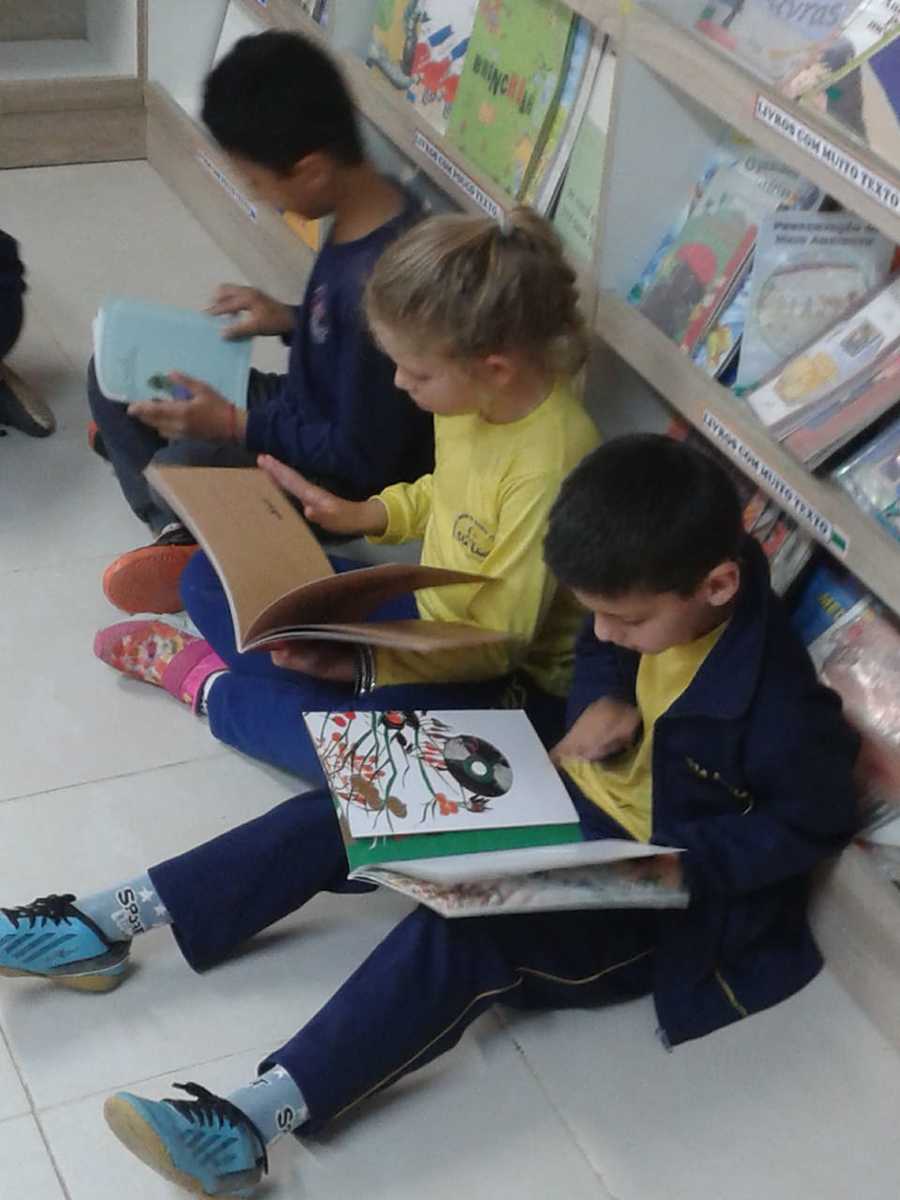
xmin=629 ymin=144 xmax=821 ymax=354
xmin=92 ymin=297 xmax=252 ymax=408
xmin=694 ymin=0 xmax=863 ymax=83
xmin=551 ymin=48 xmax=616 ymax=263
xmin=784 ymin=0 xmax=900 ymax=98
xmin=144 ymin=466 xmax=509 ymax=655
xmin=366 ymin=0 xmax=479 ymax=134
xmin=746 ymin=276 xmax=900 ymax=440
xmin=305 ymin=707 xmax=688 ymax=917
xmin=446 ymin=0 xmax=576 ymax=199
xmin=835 ymin=409 xmax=900 ymax=541
xmin=691 ymin=266 xmax=752 ymax=378
xmin=800 ymin=26 xmax=900 ymax=165
xmin=736 ymin=212 xmax=894 ymax=391
xmin=805 ymin=596 xmax=900 ymax=831
xmin=519 ymin=19 xmax=600 ymax=212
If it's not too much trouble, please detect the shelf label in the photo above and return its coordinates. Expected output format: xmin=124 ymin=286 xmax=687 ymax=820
xmin=702 ymin=411 xmax=849 ymax=556
xmin=413 ymin=131 xmax=502 ymax=218
xmin=755 ymin=95 xmax=900 ymax=216
xmin=197 ymin=152 xmax=258 ymax=222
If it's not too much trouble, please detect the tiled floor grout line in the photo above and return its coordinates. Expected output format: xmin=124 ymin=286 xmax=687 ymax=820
xmin=0 ymin=1020 xmax=72 ymax=1198
xmin=495 ymin=1010 xmax=623 ymax=1200
xmin=0 ymin=747 xmax=236 ymax=808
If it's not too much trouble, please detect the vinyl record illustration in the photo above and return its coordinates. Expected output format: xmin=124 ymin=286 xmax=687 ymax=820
xmin=442 ymin=735 xmax=513 ymax=798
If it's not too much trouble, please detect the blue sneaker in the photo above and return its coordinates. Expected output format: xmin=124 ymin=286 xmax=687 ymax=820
xmin=104 ymin=1082 xmax=268 ymax=1197
xmin=0 ymin=894 xmax=129 ymax=992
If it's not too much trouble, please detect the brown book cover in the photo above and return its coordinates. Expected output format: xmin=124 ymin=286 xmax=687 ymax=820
xmin=146 ymin=465 xmax=508 ymax=654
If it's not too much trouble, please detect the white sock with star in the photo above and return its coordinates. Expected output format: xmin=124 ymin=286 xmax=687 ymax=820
xmin=76 ymin=873 xmax=172 ymax=942
xmin=227 ymin=1065 xmax=309 ymax=1146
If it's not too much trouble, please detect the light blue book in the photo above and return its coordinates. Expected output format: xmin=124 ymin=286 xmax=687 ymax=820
xmin=93 ymin=296 xmax=252 ymax=407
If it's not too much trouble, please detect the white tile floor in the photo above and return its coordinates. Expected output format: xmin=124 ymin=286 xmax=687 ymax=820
xmin=1 ymin=161 xmax=899 ymax=1199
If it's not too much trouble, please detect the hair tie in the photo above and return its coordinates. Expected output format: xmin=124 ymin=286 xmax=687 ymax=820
xmin=497 ymin=209 xmax=513 ymax=237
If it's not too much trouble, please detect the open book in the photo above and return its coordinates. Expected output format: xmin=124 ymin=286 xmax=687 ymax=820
xmin=146 ymin=465 xmax=507 ymax=655
xmin=305 ymin=707 xmax=688 ymax=917
xmin=93 ymin=296 xmax=252 ymax=407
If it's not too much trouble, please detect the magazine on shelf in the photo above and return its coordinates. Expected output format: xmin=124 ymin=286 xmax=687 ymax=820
xmin=736 ymin=212 xmax=893 ymax=392
xmin=800 ymin=26 xmax=900 ymax=165
xmin=629 ymin=143 xmax=821 ymax=354
xmin=746 ymin=276 xmax=900 ymax=442
xmin=366 ymin=0 xmax=479 ymax=135
xmin=806 ymin=597 xmax=900 ymax=832
xmin=446 ymin=0 xmax=576 ymax=199
xmin=304 ymin=707 xmax=688 ymax=917
xmin=520 ymin=20 xmax=601 ymax=213
xmin=784 ymin=0 xmax=900 ymax=97
xmin=92 ymin=297 xmax=252 ymax=408
xmin=694 ymin=0 xmax=863 ymax=84
xmin=143 ymin=466 xmax=508 ymax=655
xmin=691 ymin=266 xmax=753 ymax=378
xmin=552 ymin=48 xmax=616 ymax=263
xmin=834 ymin=409 xmax=900 ymax=542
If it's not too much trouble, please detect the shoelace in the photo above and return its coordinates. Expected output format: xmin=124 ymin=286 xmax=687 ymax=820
xmin=1 ymin=894 xmax=81 ymax=929
xmin=166 ymin=1083 xmax=269 ymax=1175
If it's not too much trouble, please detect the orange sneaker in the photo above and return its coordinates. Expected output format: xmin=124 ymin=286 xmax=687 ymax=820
xmin=102 ymin=527 xmax=198 ymax=614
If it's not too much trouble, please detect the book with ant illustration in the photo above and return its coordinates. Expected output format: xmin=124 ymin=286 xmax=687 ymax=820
xmin=92 ymin=296 xmax=252 ymax=407
xmin=145 ymin=465 xmax=509 ymax=655
xmin=305 ymin=707 xmax=688 ymax=917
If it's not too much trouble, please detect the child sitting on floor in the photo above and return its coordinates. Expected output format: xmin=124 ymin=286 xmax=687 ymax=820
xmin=91 ymin=31 xmax=433 ymax=614
xmin=93 ymin=206 xmax=600 ymax=758
xmin=0 ymin=435 xmax=858 ymax=1198
xmin=0 ymin=227 xmax=55 ymax=437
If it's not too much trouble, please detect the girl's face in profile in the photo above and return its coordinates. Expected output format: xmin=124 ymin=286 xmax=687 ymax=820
xmin=372 ymin=322 xmax=482 ymax=417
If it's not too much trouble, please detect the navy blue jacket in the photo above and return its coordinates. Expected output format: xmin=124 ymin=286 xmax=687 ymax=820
xmin=567 ymin=537 xmax=859 ymax=1047
xmin=244 ymin=191 xmax=434 ymax=499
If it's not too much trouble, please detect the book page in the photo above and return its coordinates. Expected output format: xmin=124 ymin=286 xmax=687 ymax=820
xmin=305 ymin=709 xmax=578 ymax=839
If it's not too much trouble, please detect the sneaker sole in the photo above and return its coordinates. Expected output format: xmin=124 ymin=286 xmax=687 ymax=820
xmin=0 ymin=947 xmax=129 ymax=992
xmin=103 ymin=545 xmax=197 ymax=615
xmin=104 ymin=1096 xmax=260 ymax=1199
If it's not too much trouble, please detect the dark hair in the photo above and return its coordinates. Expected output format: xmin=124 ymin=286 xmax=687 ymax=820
xmin=544 ymin=434 xmax=743 ymax=597
xmin=202 ymin=31 xmax=363 ymax=172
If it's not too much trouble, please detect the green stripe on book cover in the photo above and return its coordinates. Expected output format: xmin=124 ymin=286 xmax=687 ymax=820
xmin=344 ymin=821 xmax=585 ymax=873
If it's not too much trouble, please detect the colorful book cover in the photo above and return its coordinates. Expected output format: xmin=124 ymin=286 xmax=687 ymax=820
xmin=367 ymin=0 xmax=478 ymax=135
xmin=747 ymin=276 xmax=900 ymax=436
xmin=691 ymin=266 xmax=753 ymax=378
xmin=790 ymin=558 xmax=866 ymax=644
xmin=736 ymin=212 xmax=893 ymax=391
xmin=552 ymin=48 xmax=616 ymax=262
xmin=801 ymin=26 xmax=900 ymax=165
xmin=519 ymin=17 xmax=594 ymax=210
xmin=835 ymin=409 xmax=900 ymax=542
xmin=630 ymin=148 xmax=820 ymax=354
xmin=785 ymin=0 xmax=900 ymax=97
xmin=694 ymin=0 xmax=863 ymax=83
xmin=446 ymin=0 xmax=576 ymax=199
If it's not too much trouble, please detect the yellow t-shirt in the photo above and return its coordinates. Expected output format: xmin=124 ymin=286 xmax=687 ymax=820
xmin=369 ymin=380 xmax=599 ymax=694
xmin=562 ymin=622 xmax=727 ymax=842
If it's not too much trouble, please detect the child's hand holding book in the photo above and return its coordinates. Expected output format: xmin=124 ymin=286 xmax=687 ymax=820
xmin=258 ymin=455 xmax=388 ymax=538
xmin=208 ymin=283 xmax=295 ymax=340
xmin=129 ymin=372 xmax=246 ymax=443
xmin=550 ymin=698 xmax=642 ymax=765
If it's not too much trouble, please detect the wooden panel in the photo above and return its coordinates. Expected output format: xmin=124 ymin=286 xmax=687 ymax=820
xmin=594 ymin=290 xmax=900 ymax=616
xmin=0 ymin=75 xmax=143 ymax=114
xmin=0 ymin=106 xmax=144 ymax=169
xmin=810 ymin=846 xmax=900 ymax=1053
xmin=145 ymin=82 xmax=313 ymax=302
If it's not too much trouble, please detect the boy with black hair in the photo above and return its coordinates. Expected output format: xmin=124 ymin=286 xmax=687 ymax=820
xmin=0 ymin=435 xmax=858 ymax=1197
xmin=91 ymin=30 xmax=433 ymax=614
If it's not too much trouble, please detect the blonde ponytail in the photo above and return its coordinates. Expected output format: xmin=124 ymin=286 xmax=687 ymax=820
xmin=365 ymin=206 xmax=588 ymax=376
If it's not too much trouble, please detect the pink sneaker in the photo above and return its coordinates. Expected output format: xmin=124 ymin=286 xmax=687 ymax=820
xmin=93 ymin=620 xmax=225 ymax=711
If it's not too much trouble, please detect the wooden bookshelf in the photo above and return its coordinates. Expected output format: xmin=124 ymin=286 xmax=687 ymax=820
xmin=625 ymin=4 xmax=900 ymax=249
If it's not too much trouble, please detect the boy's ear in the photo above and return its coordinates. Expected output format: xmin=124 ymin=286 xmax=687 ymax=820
xmin=701 ymin=560 xmax=740 ymax=609
xmin=290 ymin=151 xmax=332 ymax=191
